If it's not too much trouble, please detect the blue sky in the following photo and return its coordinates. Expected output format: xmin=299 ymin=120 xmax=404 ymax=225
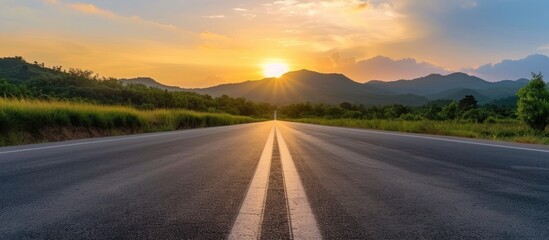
xmin=1 ymin=0 xmax=549 ymax=86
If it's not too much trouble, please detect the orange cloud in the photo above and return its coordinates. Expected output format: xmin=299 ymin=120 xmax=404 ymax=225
xmin=355 ymin=2 xmax=369 ymax=10
xmin=263 ymin=0 xmax=418 ymax=52
xmin=203 ymin=15 xmax=225 ymax=19
xmin=68 ymin=3 xmax=115 ymax=17
xmin=65 ymin=2 xmax=178 ymax=31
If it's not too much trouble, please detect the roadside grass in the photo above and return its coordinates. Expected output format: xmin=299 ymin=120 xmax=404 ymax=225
xmin=286 ymin=118 xmax=549 ymax=145
xmin=0 ymin=98 xmax=263 ymax=146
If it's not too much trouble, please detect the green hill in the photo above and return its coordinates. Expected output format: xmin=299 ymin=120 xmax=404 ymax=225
xmin=0 ymin=56 xmax=274 ymax=117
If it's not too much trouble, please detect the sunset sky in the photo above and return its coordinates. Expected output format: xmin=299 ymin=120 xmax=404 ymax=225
xmin=1 ymin=0 xmax=549 ymax=87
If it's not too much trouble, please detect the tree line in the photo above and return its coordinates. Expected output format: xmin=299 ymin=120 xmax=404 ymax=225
xmin=279 ymin=73 xmax=549 ymax=131
xmin=279 ymin=96 xmax=514 ymax=123
xmin=2 ymin=57 xmax=548 ymax=131
xmin=0 ymin=57 xmax=275 ymax=117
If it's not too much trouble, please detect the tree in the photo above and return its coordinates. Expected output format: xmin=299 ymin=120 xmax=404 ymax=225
xmin=440 ymin=101 xmax=459 ymax=120
xmin=339 ymin=102 xmax=354 ymax=110
xmin=517 ymin=73 xmax=549 ymax=130
xmin=459 ymin=95 xmax=478 ymax=111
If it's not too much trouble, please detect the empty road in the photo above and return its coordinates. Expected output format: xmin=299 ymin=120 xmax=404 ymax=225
xmin=1 ymin=121 xmax=548 ymax=239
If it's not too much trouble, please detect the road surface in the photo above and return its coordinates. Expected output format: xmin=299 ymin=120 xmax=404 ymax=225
xmin=1 ymin=121 xmax=548 ymax=239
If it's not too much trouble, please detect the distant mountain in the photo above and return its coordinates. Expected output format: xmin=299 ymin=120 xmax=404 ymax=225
xmin=464 ymin=54 xmax=549 ymax=81
xmin=119 ymin=77 xmax=185 ymax=91
xmin=426 ymin=88 xmax=492 ymax=103
xmin=189 ymin=70 xmax=429 ymax=106
xmin=325 ymin=54 xmax=549 ymax=83
xmin=364 ymin=72 xmax=528 ymax=103
xmin=366 ymin=73 xmax=489 ymax=95
xmin=0 ymin=56 xmax=530 ymax=106
xmin=144 ymin=70 xmax=527 ymax=105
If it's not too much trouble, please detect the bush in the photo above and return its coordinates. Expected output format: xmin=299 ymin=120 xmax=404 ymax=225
xmin=341 ymin=110 xmax=363 ymax=119
xmin=462 ymin=109 xmax=489 ymax=123
xmin=485 ymin=116 xmax=497 ymax=124
xmin=400 ymin=113 xmax=419 ymax=121
xmin=517 ymin=73 xmax=549 ymax=131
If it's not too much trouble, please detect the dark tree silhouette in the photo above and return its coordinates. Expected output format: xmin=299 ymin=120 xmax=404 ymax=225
xmin=459 ymin=95 xmax=478 ymax=111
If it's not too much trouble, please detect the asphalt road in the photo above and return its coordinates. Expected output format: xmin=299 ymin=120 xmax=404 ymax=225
xmin=277 ymin=121 xmax=549 ymax=239
xmin=0 ymin=123 xmax=272 ymax=239
xmin=1 ymin=121 xmax=549 ymax=239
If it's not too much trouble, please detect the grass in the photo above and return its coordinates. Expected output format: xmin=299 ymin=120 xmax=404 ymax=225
xmin=286 ymin=118 xmax=549 ymax=145
xmin=0 ymin=98 xmax=263 ymax=146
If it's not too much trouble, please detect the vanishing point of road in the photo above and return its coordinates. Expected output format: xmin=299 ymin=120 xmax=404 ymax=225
xmin=1 ymin=121 xmax=549 ymax=239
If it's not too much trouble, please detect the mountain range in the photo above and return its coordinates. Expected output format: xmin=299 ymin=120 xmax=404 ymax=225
xmin=324 ymin=54 xmax=549 ymax=82
xmin=0 ymin=56 xmax=535 ymax=107
xmin=121 ymin=70 xmax=529 ymax=106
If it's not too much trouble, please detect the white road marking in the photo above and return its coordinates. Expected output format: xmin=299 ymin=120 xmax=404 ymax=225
xmin=276 ymin=124 xmax=322 ymax=239
xmin=351 ymin=129 xmax=549 ymax=153
xmin=295 ymin=122 xmax=549 ymax=154
xmin=228 ymin=125 xmax=274 ymax=240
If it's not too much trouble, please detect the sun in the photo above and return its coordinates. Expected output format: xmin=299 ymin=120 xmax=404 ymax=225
xmin=263 ymin=62 xmax=289 ymax=78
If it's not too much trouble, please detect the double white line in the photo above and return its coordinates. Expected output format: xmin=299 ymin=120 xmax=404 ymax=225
xmin=229 ymin=123 xmax=321 ymax=239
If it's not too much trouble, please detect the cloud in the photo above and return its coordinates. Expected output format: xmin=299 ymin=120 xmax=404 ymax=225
xmin=355 ymin=2 xmax=369 ymax=10
xmin=203 ymin=15 xmax=225 ymax=19
xmin=271 ymin=0 xmax=299 ymax=6
xmin=263 ymin=0 xmax=416 ymax=51
xmin=68 ymin=3 xmax=116 ymax=18
xmin=464 ymin=54 xmax=549 ymax=81
xmin=317 ymin=54 xmax=449 ymax=81
xmin=460 ymin=0 xmax=478 ymax=9
xmin=39 ymin=0 xmax=180 ymax=31
xmin=232 ymin=7 xmax=256 ymax=18
xmin=67 ymin=3 xmax=178 ymax=31
xmin=233 ymin=7 xmax=256 ymax=18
